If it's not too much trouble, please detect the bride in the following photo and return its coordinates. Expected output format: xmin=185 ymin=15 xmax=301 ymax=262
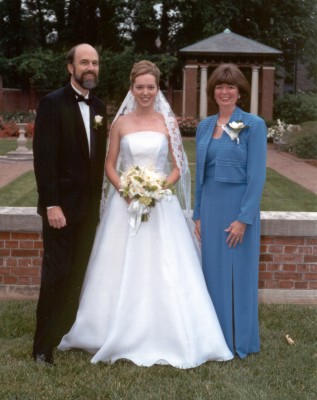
xmin=58 ymin=60 xmax=233 ymax=368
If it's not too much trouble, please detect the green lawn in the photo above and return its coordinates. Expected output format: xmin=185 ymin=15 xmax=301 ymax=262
xmin=0 ymin=300 xmax=316 ymax=400
xmin=0 ymin=138 xmax=316 ymax=210
xmin=0 ymin=137 xmax=32 ymax=155
xmin=261 ymin=169 xmax=317 ymax=211
xmin=183 ymin=137 xmax=196 ymax=163
xmin=0 ymin=170 xmax=38 ymax=206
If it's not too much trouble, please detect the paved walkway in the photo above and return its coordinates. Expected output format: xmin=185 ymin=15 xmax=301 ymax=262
xmin=266 ymin=144 xmax=317 ymax=195
xmin=0 ymin=145 xmax=316 ymax=194
xmin=0 ymin=159 xmax=34 ymax=188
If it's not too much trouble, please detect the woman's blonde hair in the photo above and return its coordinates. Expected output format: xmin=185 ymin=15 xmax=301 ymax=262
xmin=130 ymin=60 xmax=160 ymax=86
xmin=207 ymin=63 xmax=250 ymax=107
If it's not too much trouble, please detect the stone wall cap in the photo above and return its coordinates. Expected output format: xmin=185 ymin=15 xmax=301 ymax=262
xmin=0 ymin=206 xmax=38 ymax=215
xmin=261 ymin=211 xmax=317 ymax=220
xmin=0 ymin=208 xmax=316 ymax=236
xmin=260 ymin=211 xmax=317 ymax=236
xmin=0 ymin=206 xmax=41 ymax=232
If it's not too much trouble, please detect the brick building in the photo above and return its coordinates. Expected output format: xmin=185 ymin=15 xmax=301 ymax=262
xmin=179 ymin=29 xmax=282 ymax=120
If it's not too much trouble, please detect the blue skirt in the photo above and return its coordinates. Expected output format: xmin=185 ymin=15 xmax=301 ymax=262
xmin=200 ymin=173 xmax=260 ymax=358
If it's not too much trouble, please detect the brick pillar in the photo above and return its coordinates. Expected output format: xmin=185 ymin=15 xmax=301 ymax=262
xmin=261 ymin=66 xmax=275 ymax=120
xmin=0 ymin=76 xmax=4 ymax=112
xmin=28 ymin=86 xmax=37 ymax=112
xmin=183 ymin=64 xmax=198 ymax=117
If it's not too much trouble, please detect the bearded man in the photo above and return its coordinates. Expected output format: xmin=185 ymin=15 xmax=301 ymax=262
xmin=32 ymin=44 xmax=107 ymax=364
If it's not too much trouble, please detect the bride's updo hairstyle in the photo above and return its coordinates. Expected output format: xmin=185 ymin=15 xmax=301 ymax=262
xmin=130 ymin=60 xmax=161 ymax=86
xmin=207 ymin=63 xmax=250 ymax=107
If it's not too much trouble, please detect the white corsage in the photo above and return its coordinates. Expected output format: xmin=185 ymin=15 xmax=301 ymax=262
xmin=223 ymin=121 xmax=247 ymax=144
xmin=93 ymin=115 xmax=103 ymax=129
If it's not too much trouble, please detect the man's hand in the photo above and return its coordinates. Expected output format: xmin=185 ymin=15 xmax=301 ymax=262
xmin=47 ymin=206 xmax=67 ymax=229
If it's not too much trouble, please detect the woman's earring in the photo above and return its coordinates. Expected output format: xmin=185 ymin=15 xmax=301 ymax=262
xmin=238 ymin=94 xmax=241 ymax=99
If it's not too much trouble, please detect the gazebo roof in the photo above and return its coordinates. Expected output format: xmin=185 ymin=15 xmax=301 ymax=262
xmin=179 ymin=29 xmax=282 ymax=56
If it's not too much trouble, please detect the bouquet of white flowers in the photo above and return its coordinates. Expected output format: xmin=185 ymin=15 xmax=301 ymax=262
xmin=119 ymin=166 xmax=174 ymax=234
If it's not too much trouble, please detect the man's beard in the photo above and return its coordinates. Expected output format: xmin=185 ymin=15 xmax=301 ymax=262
xmin=74 ymin=71 xmax=98 ymax=90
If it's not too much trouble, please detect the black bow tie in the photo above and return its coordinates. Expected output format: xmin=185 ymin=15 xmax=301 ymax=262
xmin=76 ymin=94 xmax=93 ymax=106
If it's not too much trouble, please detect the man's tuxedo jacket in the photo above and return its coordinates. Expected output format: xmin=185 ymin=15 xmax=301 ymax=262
xmin=33 ymin=83 xmax=107 ymax=225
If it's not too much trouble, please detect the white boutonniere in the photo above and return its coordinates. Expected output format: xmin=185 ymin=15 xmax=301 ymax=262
xmin=225 ymin=121 xmax=247 ymax=144
xmin=93 ymin=115 xmax=103 ymax=129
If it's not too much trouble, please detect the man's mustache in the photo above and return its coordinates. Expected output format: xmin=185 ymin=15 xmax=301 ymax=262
xmin=83 ymin=71 xmax=97 ymax=79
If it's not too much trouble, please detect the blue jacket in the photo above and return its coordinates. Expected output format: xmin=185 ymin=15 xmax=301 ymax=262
xmin=193 ymin=107 xmax=267 ymax=225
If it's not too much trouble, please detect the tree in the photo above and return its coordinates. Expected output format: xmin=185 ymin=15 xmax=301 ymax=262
xmin=161 ymin=0 xmax=220 ymax=51
xmin=46 ymin=0 xmax=69 ymax=47
xmin=67 ymin=0 xmax=100 ymax=45
xmin=1 ymin=0 xmax=316 ymax=90
xmin=0 ymin=0 xmax=25 ymax=57
xmin=23 ymin=0 xmax=56 ymax=49
xmin=229 ymin=0 xmax=317 ymax=86
xmin=97 ymin=0 xmax=126 ymax=51
xmin=11 ymin=50 xmax=67 ymax=89
xmin=96 ymin=46 xmax=178 ymax=104
xmin=123 ymin=0 xmax=159 ymax=53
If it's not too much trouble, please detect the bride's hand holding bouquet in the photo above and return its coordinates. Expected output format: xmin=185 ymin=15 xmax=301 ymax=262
xmin=119 ymin=165 xmax=175 ymax=234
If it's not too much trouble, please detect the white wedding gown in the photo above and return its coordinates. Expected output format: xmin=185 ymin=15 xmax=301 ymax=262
xmin=58 ymin=132 xmax=233 ymax=368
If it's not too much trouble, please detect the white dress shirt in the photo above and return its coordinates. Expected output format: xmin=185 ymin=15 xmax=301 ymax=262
xmin=71 ymin=83 xmax=91 ymax=154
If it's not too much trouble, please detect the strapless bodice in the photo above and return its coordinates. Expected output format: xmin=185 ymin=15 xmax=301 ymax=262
xmin=120 ymin=132 xmax=169 ymax=172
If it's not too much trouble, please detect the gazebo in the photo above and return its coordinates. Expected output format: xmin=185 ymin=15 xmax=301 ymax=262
xmin=179 ymin=29 xmax=282 ymax=120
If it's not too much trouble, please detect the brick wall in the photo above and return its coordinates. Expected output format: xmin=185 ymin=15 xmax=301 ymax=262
xmin=0 ymin=208 xmax=42 ymax=298
xmin=0 ymin=231 xmax=42 ymax=287
xmin=261 ymin=66 xmax=275 ymax=120
xmin=0 ymin=208 xmax=317 ymax=303
xmin=0 ymin=76 xmax=46 ymax=112
xmin=183 ymin=64 xmax=198 ymax=117
xmin=259 ymin=236 xmax=317 ymax=290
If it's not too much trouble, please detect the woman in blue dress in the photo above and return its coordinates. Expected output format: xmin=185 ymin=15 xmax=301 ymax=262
xmin=193 ymin=64 xmax=267 ymax=359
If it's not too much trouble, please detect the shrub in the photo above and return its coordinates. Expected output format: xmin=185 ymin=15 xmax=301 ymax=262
xmin=290 ymin=123 xmax=317 ymax=159
xmin=0 ymin=121 xmax=19 ymax=138
xmin=0 ymin=112 xmax=35 ymax=138
xmin=2 ymin=111 xmax=36 ymax=123
xmin=267 ymin=119 xmax=301 ymax=151
xmin=176 ymin=116 xmax=199 ymax=137
xmin=273 ymin=92 xmax=317 ymax=124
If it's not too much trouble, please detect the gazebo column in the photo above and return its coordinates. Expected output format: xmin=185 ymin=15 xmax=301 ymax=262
xmin=199 ymin=65 xmax=208 ymax=119
xmin=260 ymin=66 xmax=275 ymax=120
xmin=250 ymin=66 xmax=260 ymax=115
xmin=183 ymin=64 xmax=198 ymax=117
